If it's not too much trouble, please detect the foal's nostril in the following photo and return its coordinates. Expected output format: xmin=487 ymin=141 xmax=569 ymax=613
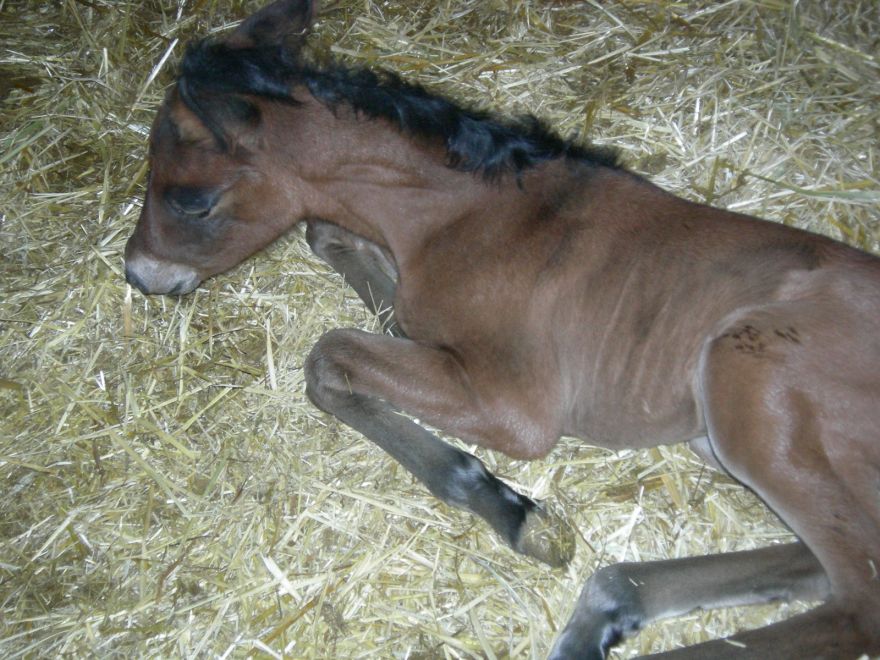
xmin=125 ymin=265 xmax=150 ymax=295
xmin=167 ymin=280 xmax=187 ymax=296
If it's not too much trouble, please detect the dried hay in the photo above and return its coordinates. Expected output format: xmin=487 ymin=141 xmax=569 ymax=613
xmin=1 ymin=0 xmax=878 ymax=657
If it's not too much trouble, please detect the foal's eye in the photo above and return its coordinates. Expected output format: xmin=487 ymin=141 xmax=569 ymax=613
xmin=165 ymin=186 xmax=219 ymax=220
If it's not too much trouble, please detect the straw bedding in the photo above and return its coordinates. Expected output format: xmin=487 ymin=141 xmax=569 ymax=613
xmin=1 ymin=0 xmax=877 ymax=657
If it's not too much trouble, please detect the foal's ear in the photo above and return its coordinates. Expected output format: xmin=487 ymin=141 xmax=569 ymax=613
xmin=225 ymin=0 xmax=316 ymax=51
xmin=167 ymin=88 xmax=215 ymax=145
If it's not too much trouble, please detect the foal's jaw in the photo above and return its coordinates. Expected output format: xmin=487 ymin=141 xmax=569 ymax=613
xmin=124 ymin=251 xmax=201 ymax=296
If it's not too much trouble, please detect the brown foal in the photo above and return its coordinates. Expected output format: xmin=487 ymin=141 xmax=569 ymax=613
xmin=124 ymin=1 xmax=880 ymax=657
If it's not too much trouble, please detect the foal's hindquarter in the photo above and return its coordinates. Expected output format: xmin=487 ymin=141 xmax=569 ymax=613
xmin=298 ymin=101 xmax=880 ymax=656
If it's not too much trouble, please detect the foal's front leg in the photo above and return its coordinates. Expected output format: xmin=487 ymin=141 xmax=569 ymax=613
xmin=306 ymin=220 xmax=402 ymax=335
xmin=304 ymin=328 xmax=575 ymax=567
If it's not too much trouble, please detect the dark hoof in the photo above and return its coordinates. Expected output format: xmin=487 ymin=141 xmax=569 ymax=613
xmin=515 ymin=503 xmax=576 ymax=568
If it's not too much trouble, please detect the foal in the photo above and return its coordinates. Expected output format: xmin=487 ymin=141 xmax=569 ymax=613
xmin=124 ymin=1 xmax=880 ymax=657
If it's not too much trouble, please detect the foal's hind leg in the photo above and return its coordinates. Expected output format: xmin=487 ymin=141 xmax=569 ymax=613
xmin=306 ymin=220 xmax=402 ymax=335
xmin=680 ymin=310 xmax=880 ymax=658
xmin=305 ymin=328 xmax=575 ymax=567
xmin=554 ymin=303 xmax=880 ymax=659
xmin=549 ymin=542 xmax=829 ymax=659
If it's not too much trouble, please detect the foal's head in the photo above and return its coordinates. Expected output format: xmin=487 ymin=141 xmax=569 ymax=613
xmin=126 ymin=0 xmax=619 ymax=295
xmin=125 ymin=0 xmax=315 ymax=295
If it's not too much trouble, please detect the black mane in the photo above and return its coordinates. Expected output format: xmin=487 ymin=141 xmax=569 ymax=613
xmin=178 ymin=40 xmax=621 ymax=176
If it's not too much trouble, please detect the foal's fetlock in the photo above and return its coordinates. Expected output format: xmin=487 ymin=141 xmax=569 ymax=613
xmin=514 ymin=502 xmax=576 ymax=568
xmin=550 ymin=566 xmax=646 ymax=659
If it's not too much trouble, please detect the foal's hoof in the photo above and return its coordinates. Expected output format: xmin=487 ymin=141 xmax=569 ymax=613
xmin=516 ymin=504 xmax=576 ymax=568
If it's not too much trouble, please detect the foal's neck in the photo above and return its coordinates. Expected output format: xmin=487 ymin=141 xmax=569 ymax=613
xmin=271 ymin=93 xmax=555 ymax=260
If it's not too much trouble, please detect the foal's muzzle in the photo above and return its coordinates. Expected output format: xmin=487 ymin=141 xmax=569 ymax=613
xmin=124 ymin=253 xmax=201 ymax=296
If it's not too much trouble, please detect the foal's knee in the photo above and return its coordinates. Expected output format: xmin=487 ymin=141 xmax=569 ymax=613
xmin=304 ymin=329 xmax=361 ymax=412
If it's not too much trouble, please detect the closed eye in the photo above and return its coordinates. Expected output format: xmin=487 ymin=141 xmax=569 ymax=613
xmin=165 ymin=186 xmax=220 ymax=220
